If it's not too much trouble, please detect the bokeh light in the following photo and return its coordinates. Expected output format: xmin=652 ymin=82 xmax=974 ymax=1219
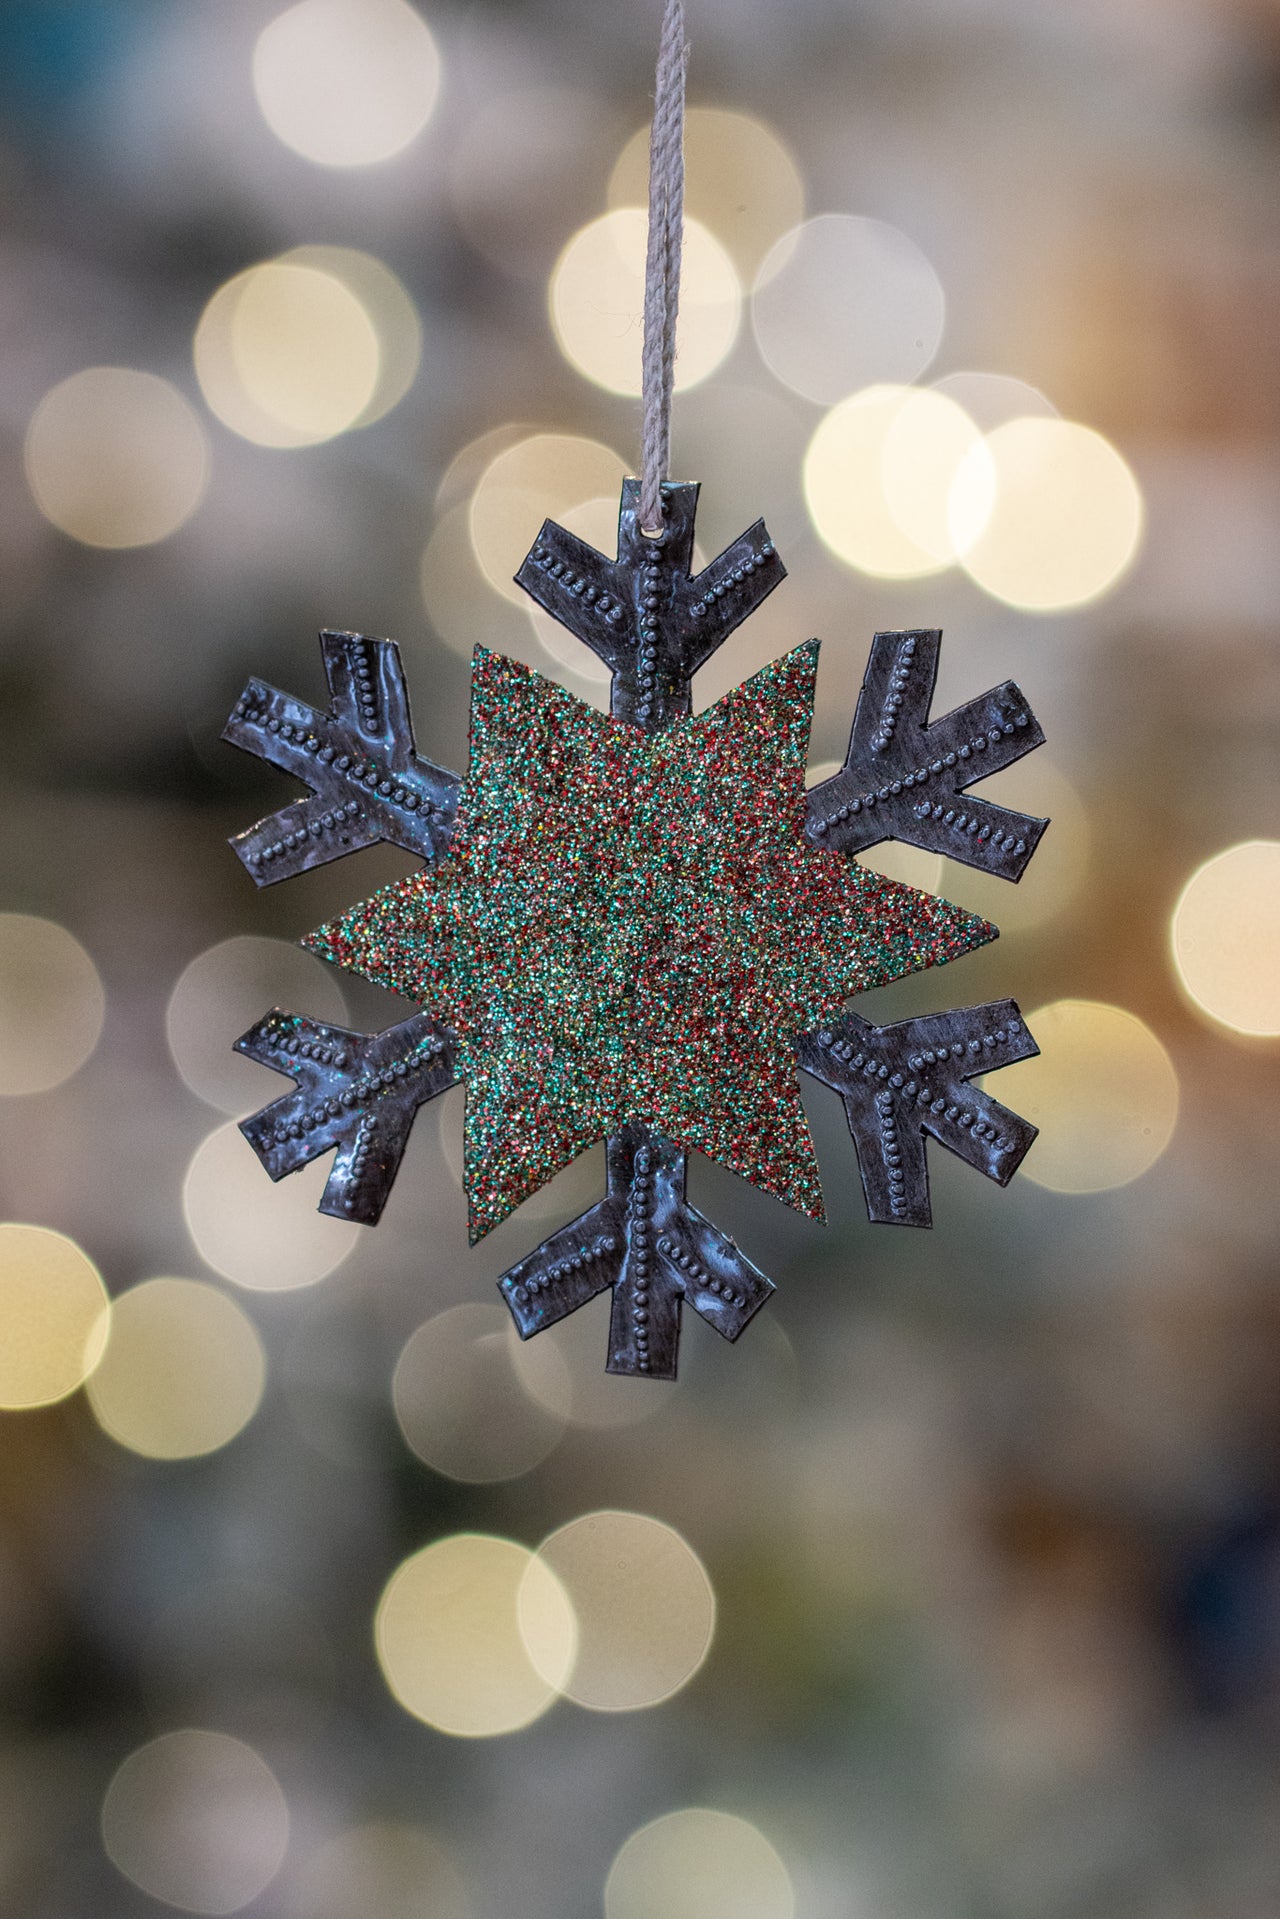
xmin=420 ymin=503 xmax=525 ymax=661
xmin=521 ymin=1511 xmax=716 ymax=1712
xmin=550 ymin=210 xmax=740 ymax=397
xmin=0 ymin=1224 xmax=109 ymax=1410
xmin=0 ymin=913 xmax=105 ymax=1096
xmin=929 ymin=369 xmax=1058 ymax=429
xmin=1007 ymin=1001 xmax=1179 ymax=1194
xmin=194 ymin=262 xmax=381 ymax=449
xmin=252 ymin=0 xmax=440 ymax=169
xmin=881 ymin=386 xmax=994 ymax=563
xmin=166 ymin=936 xmax=347 ymax=1115
xmin=391 ymin=1304 xmax=569 ymax=1482
xmin=434 ymin=425 xmax=534 ymax=516
xmin=374 ymin=1534 xmax=575 ymax=1737
xmin=183 ymin=1121 xmax=358 ymax=1291
xmin=955 ymin=417 xmax=1144 ymax=611
xmin=231 ymin=264 xmax=377 ymax=442
xmin=939 ymin=756 xmax=1090 ymax=934
xmin=280 ymin=246 xmax=422 ymax=427
xmin=605 ymin=1809 xmax=794 ymax=1919
xmin=87 ymin=1278 xmax=265 ymax=1460
xmin=24 ymin=368 xmax=208 ymax=549
xmin=101 ymin=1729 xmax=289 ymax=1914
xmin=753 ymin=214 xmax=944 ymax=404
xmin=803 ymin=384 xmax=990 ymax=578
xmin=609 ymin=108 xmax=804 ymax=280
xmin=1171 ymin=840 xmax=1280 ymax=1035
xmin=468 ymin=432 xmax=627 ymax=608
xmin=287 ymin=1823 xmax=472 ymax=1919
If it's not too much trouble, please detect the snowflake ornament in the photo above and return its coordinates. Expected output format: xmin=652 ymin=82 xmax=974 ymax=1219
xmin=225 ymin=481 xmax=1046 ymax=1380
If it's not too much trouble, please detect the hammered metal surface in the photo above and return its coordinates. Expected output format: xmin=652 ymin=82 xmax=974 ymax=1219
xmin=236 ymin=1008 xmax=457 ymax=1225
xmin=805 ymin=628 xmax=1047 ymax=880
xmin=798 ymin=999 xmax=1039 ymax=1227
xmin=498 ymin=1126 xmax=775 ymax=1380
xmin=516 ymin=479 xmax=787 ymax=732
xmin=223 ymin=631 xmax=461 ymax=884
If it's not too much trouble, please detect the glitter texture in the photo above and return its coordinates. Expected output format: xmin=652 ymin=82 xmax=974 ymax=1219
xmin=309 ymin=641 xmax=993 ymax=1240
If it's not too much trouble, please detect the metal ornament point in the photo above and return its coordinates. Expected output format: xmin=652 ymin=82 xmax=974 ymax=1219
xmin=515 ymin=479 xmax=786 ymax=733
xmin=236 ymin=1008 xmax=457 ymax=1225
xmin=500 ymin=1126 xmax=774 ymax=1382
xmin=805 ymin=628 xmax=1047 ymax=881
xmin=222 ymin=631 xmax=459 ymax=885
xmin=798 ymin=1001 xmax=1039 ymax=1228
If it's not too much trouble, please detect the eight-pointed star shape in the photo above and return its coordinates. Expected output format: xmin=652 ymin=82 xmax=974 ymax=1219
xmin=307 ymin=640 xmax=995 ymax=1240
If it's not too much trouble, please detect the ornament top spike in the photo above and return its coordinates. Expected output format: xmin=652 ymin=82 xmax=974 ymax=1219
xmin=515 ymin=482 xmax=786 ymax=731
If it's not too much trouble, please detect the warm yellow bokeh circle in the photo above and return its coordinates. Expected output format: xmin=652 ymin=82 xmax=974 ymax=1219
xmin=1006 ymin=1000 xmax=1179 ymax=1193
xmin=24 ymin=367 xmax=208 ymax=549
xmin=195 ymin=262 xmax=381 ymax=448
xmin=253 ymin=0 xmax=440 ymax=169
xmin=182 ymin=1121 xmax=358 ymax=1292
xmin=375 ymin=1533 xmax=576 ymax=1737
xmin=0 ymin=913 xmax=105 ymax=1097
xmin=87 ymin=1278 xmax=266 ymax=1460
xmin=606 ymin=1808 xmax=794 ymax=1919
xmin=1171 ymin=840 xmax=1280 ymax=1036
xmin=0 ymin=1224 xmax=110 ymax=1410
xmin=280 ymin=245 xmax=422 ymax=427
xmin=955 ymin=417 xmax=1143 ymax=611
xmin=803 ymin=384 xmax=991 ymax=580
xmin=753 ymin=213 xmax=944 ymax=404
xmin=520 ymin=1510 xmax=716 ymax=1712
xmin=391 ymin=1303 xmax=569 ymax=1483
xmin=550 ymin=209 xmax=740 ymax=397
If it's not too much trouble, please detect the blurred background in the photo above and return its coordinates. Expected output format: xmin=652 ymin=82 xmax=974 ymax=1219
xmin=1 ymin=1 xmax=1279 ymax=1915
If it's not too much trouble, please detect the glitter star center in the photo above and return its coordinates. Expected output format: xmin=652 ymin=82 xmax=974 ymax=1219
xmin=309 ymin=643 xmax=993 ymax=1238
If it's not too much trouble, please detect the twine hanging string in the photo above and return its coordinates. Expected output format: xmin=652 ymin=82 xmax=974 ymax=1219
xmin=638 ymin=0 xmax=688 ymax=536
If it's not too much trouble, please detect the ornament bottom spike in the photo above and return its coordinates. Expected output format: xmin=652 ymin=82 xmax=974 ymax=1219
xmin=498 ymin=1127 xmax=775 ymax=1381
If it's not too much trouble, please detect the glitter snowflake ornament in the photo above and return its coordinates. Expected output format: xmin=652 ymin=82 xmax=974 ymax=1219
xmin=224 ymin=481 xmax=1048 ymax=1381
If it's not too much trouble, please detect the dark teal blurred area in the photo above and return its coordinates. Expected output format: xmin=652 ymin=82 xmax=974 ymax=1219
xmin=0 ymin=1 xmax=146 ymax=119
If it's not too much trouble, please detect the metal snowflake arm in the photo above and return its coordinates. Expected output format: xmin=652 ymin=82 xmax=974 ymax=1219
xmin=236 ymin=1009 xmax=457 ymax=1224
xmin=499 ymin=1128 xmax=775 ymax=1380
xmin=806 ymin=629 xmax=1047 ymax=880
xmin=797 ymin=1000 xmax=1039 ymax=1228
xmin=222 ymin=631 xmax=461 ymax=884
xmin=515 ymin=479 xmax=786 ymax=731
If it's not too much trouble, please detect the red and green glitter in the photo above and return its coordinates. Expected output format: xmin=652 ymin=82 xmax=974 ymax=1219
xmin=308 ymin=642 xmax=993 ymax=1240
